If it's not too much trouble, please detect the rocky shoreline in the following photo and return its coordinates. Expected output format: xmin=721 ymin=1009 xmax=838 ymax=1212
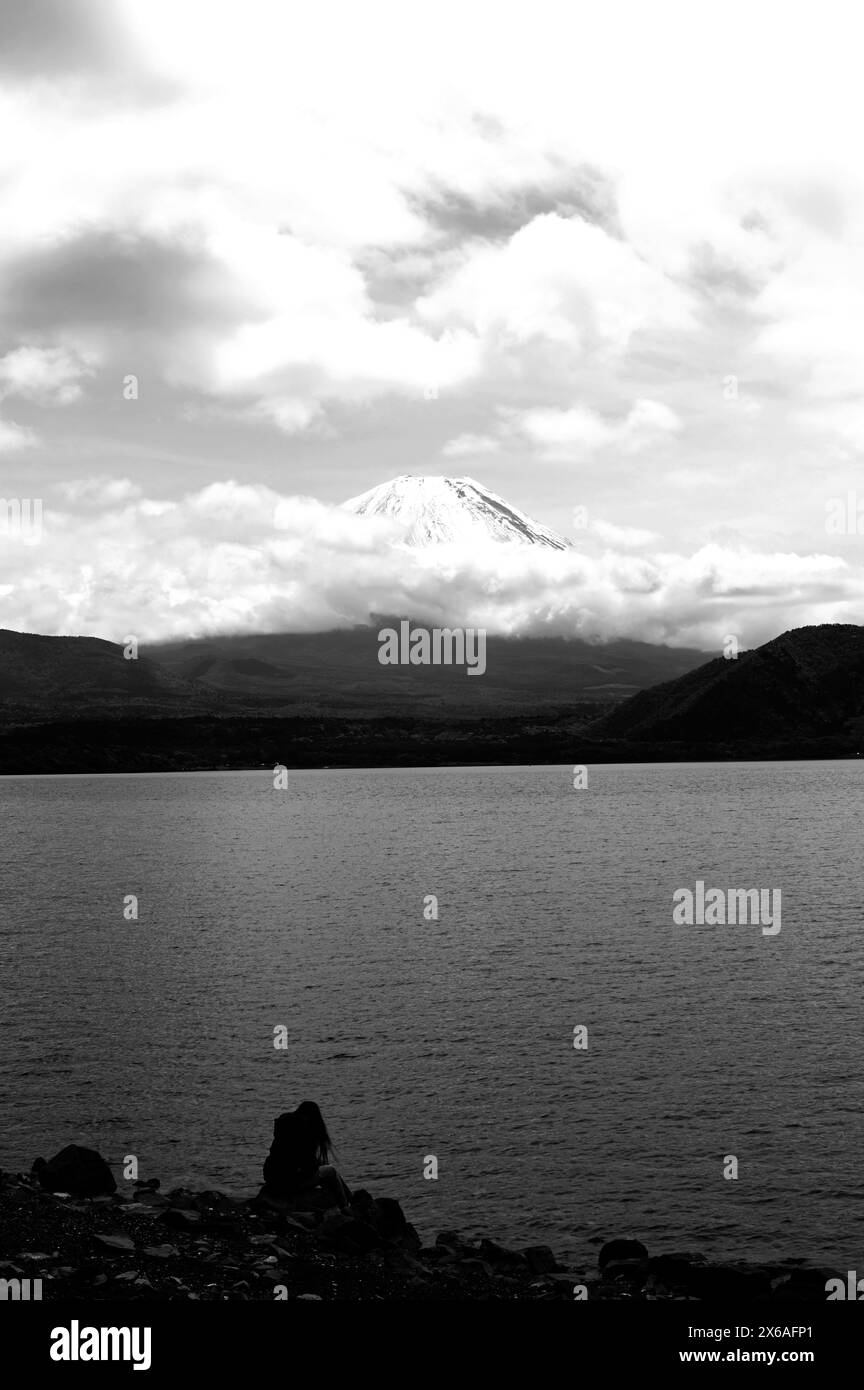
xmin=0 ymin=1148 xmax=841 ymax=1302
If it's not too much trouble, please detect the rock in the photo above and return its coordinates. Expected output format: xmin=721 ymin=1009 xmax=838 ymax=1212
xmin=399 ymin=1223 xmax=422 ymax=1252
xmin=202 ymin=1217 xmax=247 ymax=1241
xmin=93 ymin=1233 xmax=135 ymax=1253
xmin=158 ymin=1208 xmax=201 ymax=1230
xmin=521 ymin=1245 xmax=559 ymax=1275
xmin=601 ymin=1258 xmax=649 ymax=1288
xmin=130 ymin=1191 xmax=169 ymax=1208
xmin=478 ymin=1239 xmax=526 ymax=1266
xmin=317 ymin=1211 xmax=382 ymax=1255
xmin=35 ymin=1145 xmax=116 ymax=1197
xmin=598 ymin=1238 xmax=648 ymax=1273
xmin=133 ymin=1178 xmax=161 ymax=1191
xmin=648 ymin=1254 xmax=697 ymax=1283
xmin=372 ymin=1197 xmax=409 ymax=1241
xmin=165 ymin=1188 xmax=199 ymax=1209
xmin=435 ymin=1230 xmax=470 ymax=1253
xmin=142 ymin=1245 xmax=179 ymax=1259
xmin=196 ymin=1190 xmax=238 ymax=1213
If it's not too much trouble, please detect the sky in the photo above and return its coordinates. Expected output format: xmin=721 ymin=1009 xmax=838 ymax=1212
xmin=1 ymin=0 xmax=864 ymax=648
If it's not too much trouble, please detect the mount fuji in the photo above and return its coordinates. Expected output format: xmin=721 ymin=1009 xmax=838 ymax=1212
xmin=343 ymin=474 xmax=572 ymax=550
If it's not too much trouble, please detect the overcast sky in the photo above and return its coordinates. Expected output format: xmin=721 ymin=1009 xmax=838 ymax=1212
xmin=1 ymin=0 xmax=864 ymax=647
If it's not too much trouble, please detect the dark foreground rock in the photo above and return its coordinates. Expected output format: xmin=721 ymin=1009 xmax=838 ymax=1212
xmin=33 ymin=1145 xmax=117 ymax=1197
xmin=0 ymin=1161 xmax=845 ymax=1302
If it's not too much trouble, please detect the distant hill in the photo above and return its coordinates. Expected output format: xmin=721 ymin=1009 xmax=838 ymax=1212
xmin=588 ymin=624 xmax=864 ymax=745
xmin=4 ymin=623 xmax=864 ymax=771
xmin=145 ymin=627 xmax=709 ymax=716
xmin=0 ymin=628 xmax=202 ymax=717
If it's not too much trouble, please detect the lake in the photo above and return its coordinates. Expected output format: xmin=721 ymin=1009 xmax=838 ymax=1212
xmin=1 ymin=761 xmax=862 ymax=1269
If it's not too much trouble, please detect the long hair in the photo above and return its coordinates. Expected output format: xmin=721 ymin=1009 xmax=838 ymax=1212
xmin=294 ymin=1100 xmax=334 ymax=1166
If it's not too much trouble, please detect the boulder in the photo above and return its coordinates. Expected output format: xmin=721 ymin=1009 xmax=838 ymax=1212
xmin=34 ymin=1146 xmax=116 ymax=1197
xmin=478 ymin=1238 xmax=526 ymax=1266
xmin=601 ymin=1257 xmax=649 ymax=1288
xmin=522 ymin=1245 xmax=559 ymax=1275
xmin=435 ymin=1230 xmax=471 ymax=1253
xmin=158 ymin=1207 xmax=201 ymax=1230
xmin=165 ymin=1188 xmax=199 ymax=1209
xmin=348 ymin=1190 xmax=376 ymax=1224
xmin=400 ymin=1222 xmax=423 ymax=1252
xmin=372 ymin=1198 xmax=409 ymax=1241
xmin=598 ymin=1238 xmax=648 ymax=1273
xmin=317 ymin=1210 xmax=382 ymax=1255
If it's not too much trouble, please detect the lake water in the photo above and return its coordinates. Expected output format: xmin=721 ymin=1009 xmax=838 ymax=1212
xmin=1 ymin=761 xmax=862 ymax=1270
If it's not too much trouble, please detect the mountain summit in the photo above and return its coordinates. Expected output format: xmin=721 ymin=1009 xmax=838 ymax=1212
xmin=343 ymin=475 xmax=572 ymax=549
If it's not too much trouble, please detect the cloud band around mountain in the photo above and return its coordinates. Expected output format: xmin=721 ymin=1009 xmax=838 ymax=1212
xmin=1 ymin=479 xmax=858 ymax=653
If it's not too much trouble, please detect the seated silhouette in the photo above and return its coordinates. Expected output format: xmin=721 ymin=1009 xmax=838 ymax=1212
xmin=262 ymin=1101 xmax=351 ymax=1209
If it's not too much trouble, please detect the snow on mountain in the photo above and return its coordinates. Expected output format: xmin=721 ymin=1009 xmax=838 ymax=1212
xmin=342 ymin=475 xmax=572 ymax=549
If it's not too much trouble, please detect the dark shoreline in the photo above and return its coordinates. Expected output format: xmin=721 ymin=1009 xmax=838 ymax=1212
xmin=0 ymin=1165 xmax=843 ymax=1302
xmin=0 ymin=712 xmax=861 ymax=774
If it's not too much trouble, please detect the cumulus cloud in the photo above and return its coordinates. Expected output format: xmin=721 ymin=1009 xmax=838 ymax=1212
xmin=591 ymin=519 xmax=660 ymax=548
xmin=441 ymin=433 xmax=500 ymax=457
xmin=418 ymin=213 xmax=693 ymax=354
xmin=0 ymin=344 xmax=97 ymax=404
xmin=508 ymin=398 xmax=682 ymax=457
xmin=0 ymin=415 xmax=38 ymax=451
xmin=1 ymin=0 xmax=863 ymax=642
xmin=0 ymin=480 xmax=860 ymax=652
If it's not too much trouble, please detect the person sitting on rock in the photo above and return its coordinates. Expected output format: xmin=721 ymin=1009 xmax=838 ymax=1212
xmin=262 ymin=1101 xmax=351 ymax=1209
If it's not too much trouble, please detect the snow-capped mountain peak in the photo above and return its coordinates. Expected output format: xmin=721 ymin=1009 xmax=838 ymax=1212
xmin=342 ymin=475 xmax=572 ymax=549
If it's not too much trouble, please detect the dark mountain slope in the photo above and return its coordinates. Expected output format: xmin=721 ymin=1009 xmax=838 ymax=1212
xmin=0 ymin=628 xmax=200 ymax=713
xmin=146 ymin=627 xmax=708 ymax=714
xmin=588 ymin=624 xmax=864 ymax=743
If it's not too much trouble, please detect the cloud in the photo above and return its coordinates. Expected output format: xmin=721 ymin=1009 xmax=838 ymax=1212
xmin=418 ymin=213 xmax=694 ymax=354
xmin=0 ymin=0 xmax=863 ymax=579
xmin=1 ymin=479 xmax=860 ymax=652
xmin=0 ymin=345 xmax=97 ymax=404
xmin=441 ymin=433 xmax=500 ymax=457
xmin=0 ymin=220 xmax=481 ymax=422
xmin=0 ymin=0 xmax=124 ymax=80
xmin=56 ymin=476 xmax=143 ymax=505
xmin=0 ymin=415 xmax=38 ymax=451
xmin=510 ymin=398 xmax=682 ymax=457
xmin=591 ymin=519 xmax=660 ymax=548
